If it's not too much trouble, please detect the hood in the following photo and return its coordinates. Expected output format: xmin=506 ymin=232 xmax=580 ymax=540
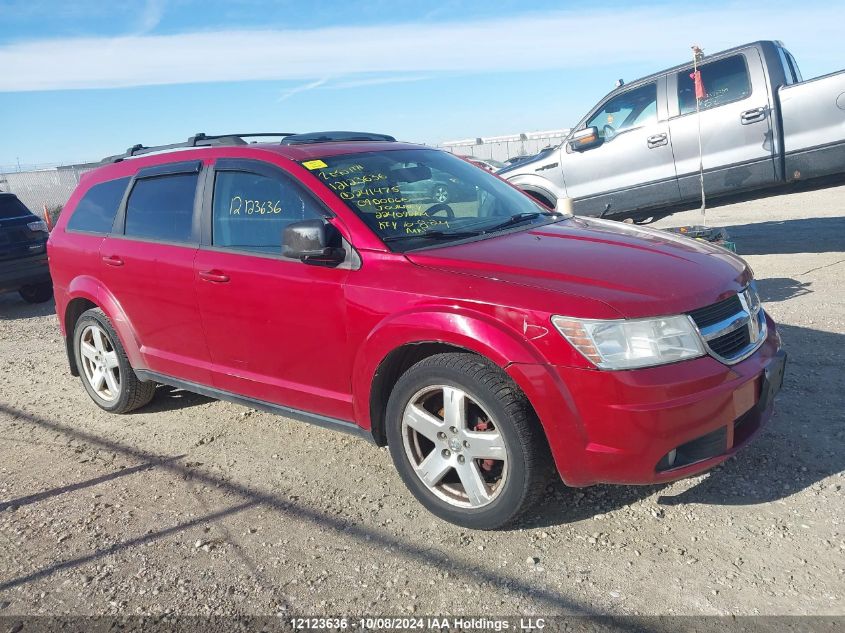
xmin=405 ymin=217 xmax=751 ymax=319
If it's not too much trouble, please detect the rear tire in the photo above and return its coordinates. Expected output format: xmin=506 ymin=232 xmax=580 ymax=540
xmin=73 ymin=308 xmax=156 ymax=413
xmin=386 ymin=353 xmax=552 ymax=529
xmin=19 ymin=282 xmax=53 ymax=303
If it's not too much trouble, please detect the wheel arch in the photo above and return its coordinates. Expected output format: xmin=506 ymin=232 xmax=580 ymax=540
xmin=62 ymin=277 xmax=144 ymax=375
xmin=353 ymin=309 xmax=547 ymax=446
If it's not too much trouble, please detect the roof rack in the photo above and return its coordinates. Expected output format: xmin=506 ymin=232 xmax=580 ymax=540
xmin=102 ymin=130 xmax=397 ymax=163
xmin=280 ymin=131 xmax=396 ymax=145
xmin=102 ymin=132 xmax=297 ymax=163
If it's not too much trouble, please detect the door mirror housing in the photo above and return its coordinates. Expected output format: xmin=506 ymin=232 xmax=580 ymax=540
xmin=282 ymin=219 xmax=346 ymax=266
xmin=568 ymin=127 xmax=601 ymax=152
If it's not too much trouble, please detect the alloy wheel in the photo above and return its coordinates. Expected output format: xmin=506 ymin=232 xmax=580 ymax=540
xmin=79 ymin=324 xmax=121 ymax=402
xmin=401 ymin=385 xmax=508 ymax=508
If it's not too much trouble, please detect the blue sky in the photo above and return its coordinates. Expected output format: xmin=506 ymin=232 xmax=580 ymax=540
xmin=0 ymin=0 xmax=842 ymax=168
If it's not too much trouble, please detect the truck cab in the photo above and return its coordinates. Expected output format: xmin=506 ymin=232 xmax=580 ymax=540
xmin=501 ymin=40 xmax=828 ymax=222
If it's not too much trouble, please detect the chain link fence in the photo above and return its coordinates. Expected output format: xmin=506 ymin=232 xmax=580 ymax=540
xmin=439 ymin=129 xmax=570 ymax=163
xmin=0 ymin=163 xmax=99 ymax=218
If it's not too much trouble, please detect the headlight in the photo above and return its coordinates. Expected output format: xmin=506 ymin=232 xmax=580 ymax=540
xmin=551 ymin=314 xmax=705 ymax=370
xmin=27 ymin=220 xmax=49 ymax=233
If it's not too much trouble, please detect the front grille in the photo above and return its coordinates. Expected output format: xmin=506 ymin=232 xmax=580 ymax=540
xmin=688 ymin=294 xmax=743 ymax=329
xmin=687 ymin=288 xmax=765 ymax=364
xmin=709 ymin=324 xmax=751 ymax=357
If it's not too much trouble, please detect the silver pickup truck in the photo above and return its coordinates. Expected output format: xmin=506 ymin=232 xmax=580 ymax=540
xmin=500 ymin=40 xmax=845 ymax=222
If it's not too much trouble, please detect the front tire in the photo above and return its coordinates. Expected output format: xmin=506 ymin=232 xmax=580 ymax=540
xmin=386 ymin=353 xmax=551 ymax=529
xmin=73 ymin=308 xmax=156 ymax=413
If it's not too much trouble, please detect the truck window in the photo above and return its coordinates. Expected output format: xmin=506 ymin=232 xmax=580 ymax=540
xmin=124 ymin=173 xmax=198 ymax=243
xmin=586 ymin=82 xmax=657 ymax=140
xmin=211 ymin=170 xmax=322 ymax=254
xmin=677 ymin=54 xmax=751 ymax=115
xmin=785 ymin=50 xmax=802 ymax=83
xmin=66 ymin=177 xmax=129 ymax=234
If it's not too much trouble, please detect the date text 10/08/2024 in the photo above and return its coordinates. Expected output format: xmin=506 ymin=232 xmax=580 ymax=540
xmin=289 ymin=617 xmax=548 ymax=631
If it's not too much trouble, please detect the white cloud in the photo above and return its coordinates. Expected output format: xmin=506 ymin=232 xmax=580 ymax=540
xmin=0 ymin=3 xmax=839 ymax=92
xmin=277 ymin=76 xmax=330 ymax=102
xmin=135 ymin=0 xmax=167 ymax=35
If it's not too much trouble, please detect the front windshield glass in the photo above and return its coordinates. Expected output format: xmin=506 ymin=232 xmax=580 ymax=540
xmin=301 ymin=149 xmax=559 ymax=249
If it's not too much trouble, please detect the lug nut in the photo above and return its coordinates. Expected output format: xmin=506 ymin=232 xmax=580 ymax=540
xmin=449 ymin=426 xmax=458 ymax=434
xmin=457 ymin=455 xmax=465 ymax=464
xmin=463 ymin=440 xmax=470 ymax=448
xmin=437 ymin=431 xmax=447 ymax=440
xmin=442 ymin=449 xmax=451 ymax=458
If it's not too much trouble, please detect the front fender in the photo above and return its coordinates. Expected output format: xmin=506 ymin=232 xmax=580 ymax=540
xmin=64 ymin=276 xmax=145 ymax=369
xmin=504 ymin=173 xmax=566 ymax=207
xmin=352 ymin=307 xmax=546 ymax=429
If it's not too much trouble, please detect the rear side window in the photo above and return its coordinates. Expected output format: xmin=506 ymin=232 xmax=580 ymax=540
xmin=0 ymin=194 xmax=33 ymax=219
xmin=212 ymin=170 xmax=322 ymax=254
xmin=124 ymin=173 xmax=198 ymax=243
xmin=66 ymin=177 xmax=129 ymax=233
xmin=678 ymin=54 xmax=751 ymax=115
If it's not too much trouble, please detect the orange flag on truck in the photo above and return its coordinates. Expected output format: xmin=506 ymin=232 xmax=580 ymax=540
xmin=690 ymin=70 xmax=705 ymax=100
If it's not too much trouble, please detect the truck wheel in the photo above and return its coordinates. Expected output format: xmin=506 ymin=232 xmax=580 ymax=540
xmin=19 ymin=282 xmax=53 ymax=304
xmin=73 ymin=308 xmax=156 ymax=413
xmin=385 ymin=353 xmax=551 ymax=529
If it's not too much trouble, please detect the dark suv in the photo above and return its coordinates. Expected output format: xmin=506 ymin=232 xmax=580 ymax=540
xmin=49 ymin=132 xmax=785 ymax=529
xmin=0 ymin=192 xmax=53 ymax=303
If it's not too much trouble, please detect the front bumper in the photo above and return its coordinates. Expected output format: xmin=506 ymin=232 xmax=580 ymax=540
xmin=0 ymin=253 xmax=51 ymax=293
xmin=508 ymin=314 xmax=785 ymax=487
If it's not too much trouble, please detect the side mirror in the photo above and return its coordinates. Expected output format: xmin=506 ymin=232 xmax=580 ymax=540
xmin=282 ymin=219 xmax=346 ymax=266
xmin=568 ymin=127 xmax=601 ymax=152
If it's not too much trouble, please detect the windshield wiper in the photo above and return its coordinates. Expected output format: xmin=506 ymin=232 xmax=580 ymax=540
xmin=382 ymin=230 xmax=482 ymax=243
xmin=481 ymin=211 xmax=556 ymax=233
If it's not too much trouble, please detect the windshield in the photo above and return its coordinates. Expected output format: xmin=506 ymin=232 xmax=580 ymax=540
xmin=301 ymin=149 xmax=558 ymax=249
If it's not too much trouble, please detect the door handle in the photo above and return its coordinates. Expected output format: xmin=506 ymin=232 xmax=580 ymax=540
xmin=741 ymin=107 xmax=768 ymax=125
xmin=198 ymin=269 xmax=230 ymax=283
xmin=102 ymin=255 xmax=124 ymax=267
xmin=647 ymin=133 xmax=668 ymax=148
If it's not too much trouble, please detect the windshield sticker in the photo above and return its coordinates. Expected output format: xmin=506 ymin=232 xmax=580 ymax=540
xmin=301 ymin=159 xmax=328 ymax=170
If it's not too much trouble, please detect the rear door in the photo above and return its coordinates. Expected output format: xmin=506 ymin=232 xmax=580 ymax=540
xmin=667 ymin=49 xmax=776 ymax=200
xmin=562 ymin=78 xmax=681 ymax=216
xmin=193 ymin=159 xmax=353 ymax=420
xmin=99 ymin=160 xmax=212 ymax=384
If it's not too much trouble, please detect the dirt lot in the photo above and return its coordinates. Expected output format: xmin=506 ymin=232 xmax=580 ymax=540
xmin=1 ymin=185 xmax=843 ymax=619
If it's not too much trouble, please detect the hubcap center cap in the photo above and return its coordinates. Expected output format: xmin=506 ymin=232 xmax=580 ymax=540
xmin=448 ymin=438 xmax=462 ymax=453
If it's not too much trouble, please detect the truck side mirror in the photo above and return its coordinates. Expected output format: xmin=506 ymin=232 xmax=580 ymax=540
xmin=282 ymin=218 xmax=346 ymax=267
xmin=568 ymin=127 xmax=601 ymax=152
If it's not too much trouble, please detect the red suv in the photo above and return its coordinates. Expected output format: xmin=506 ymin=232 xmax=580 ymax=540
xmin=49 ymin=131 xmax=786 ymax=529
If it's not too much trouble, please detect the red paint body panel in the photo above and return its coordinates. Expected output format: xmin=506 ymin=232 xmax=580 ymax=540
xmin=48 ymin=141 xmax=784 ymax=488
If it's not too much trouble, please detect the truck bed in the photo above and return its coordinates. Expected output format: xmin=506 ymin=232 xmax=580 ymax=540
xmin=780 ymin=69 xmax=845 ymax=181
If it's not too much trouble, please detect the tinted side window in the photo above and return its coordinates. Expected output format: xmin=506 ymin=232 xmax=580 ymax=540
xmin=678 ymin=54 xmax=750 ymax=115
xmin=66 ymin=177 xmax=129 ymax=233
xmin=125 ymin=173 xmax=198 ymax=243
xmin=212 ymin=170 xmax=322 ymax=254
xmin=586 ymin=83 xmax=657 ymax=140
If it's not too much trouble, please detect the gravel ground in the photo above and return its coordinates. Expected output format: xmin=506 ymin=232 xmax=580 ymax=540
xmin=1 ymin=185 xmax=843 ymax=619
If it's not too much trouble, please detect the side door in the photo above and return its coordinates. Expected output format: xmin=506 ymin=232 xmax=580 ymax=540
xmin=193 ymin=159 xmax=354 ymax=421
xmin=99 ymin=160 xmax=212 ymax=385
xmin=667 ymin=49 xmax=776 ymax=201
xmin=562 ymin=78 xmax=681 ymax=216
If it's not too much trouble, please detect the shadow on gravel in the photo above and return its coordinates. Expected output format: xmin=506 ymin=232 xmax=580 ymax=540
xmin=0 ymin=455 xmax=185 ymax=512
xmin=755 ymin=277 xmax=812 ymax=303
xmin=658 ymin=323 xmax=845 ymax=507
xmin=0 ymin=294 xmax=55 ymax=321
xmin=0 ymin=404 xmax=615 ymax=620
xmin=726 ymin=216 xmax=845 ymax=255
xmin=138 ymin=385 xmax=213 ymax=413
